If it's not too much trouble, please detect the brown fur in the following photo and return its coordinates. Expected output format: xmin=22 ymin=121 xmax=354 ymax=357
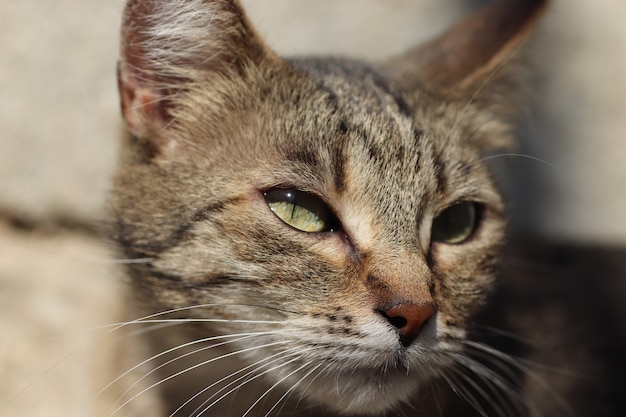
xmin=104 ymin=1 xmax=591 ymax=416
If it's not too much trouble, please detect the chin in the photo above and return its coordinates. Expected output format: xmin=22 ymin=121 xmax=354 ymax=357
xmin=303 ymin=367 xmax=427 ymax=416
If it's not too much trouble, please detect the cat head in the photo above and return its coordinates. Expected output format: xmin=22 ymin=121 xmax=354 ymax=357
xmin=111 ymin=0 xmax=547 ymax=414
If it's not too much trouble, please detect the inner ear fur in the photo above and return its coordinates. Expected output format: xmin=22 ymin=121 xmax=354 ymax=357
xmin=117 ymin=0 xmax=275 ymax=146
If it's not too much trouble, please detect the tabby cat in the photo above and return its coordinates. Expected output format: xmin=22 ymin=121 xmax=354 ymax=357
xmin=107 ymin=0 xmax=618 ymax=416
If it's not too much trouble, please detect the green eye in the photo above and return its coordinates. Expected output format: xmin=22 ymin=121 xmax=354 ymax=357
xmin=431 ymin=202 xmax=479 ymax=245
xmin=264 ymin=188 xmax=335 ymax=233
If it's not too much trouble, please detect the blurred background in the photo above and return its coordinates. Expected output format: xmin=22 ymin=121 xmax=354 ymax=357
xmin=1 ymin=0 xmax=625 ymax=415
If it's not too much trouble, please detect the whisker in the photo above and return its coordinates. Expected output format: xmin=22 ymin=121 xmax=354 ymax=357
xmin=96 ymin=325 xmax=293 ymax=396
xmin=106 ymin=332 xmax=271 ymax=410
xmin=428 ymin=375 xmax=446 ymax=417
xmin=171 ymin=346 xmax=304 ymax=417
xmin=127 ymin=318 xmax=286 ymax=325
xmin=462 ymin=343 xmax=527 ymax=384
xmin=480 ymin=152 xmax=560 ymax=172
xmin=261 ymin=362 xmax=323 ymax=417
xmin=463 ymin=350 xmax=526 ymax=399
xmin=190 ymin=349 xmax=312 ymax=417
xmin=454 ymin=27 xmax=532 ymax=132
xmin=194 ymin=347 xmax=318 ymax=417
xmin=456 ymin=345 xmax=530 ymax=415
xmin=463 ymin=113 xmax=496 ymax=145
xmin=464 ymin=340 xmax=576 ymax=379
xmin=1 ymin=351 xmax=77 ymax=412
xmin=108 ymin=303 xmax=290 ymax=334
xmin=241 ymin=360 xmax=318 ymax=417
xmin=452 ymin=354 xmax=524 ymax=417
xmin=440 ymin=369 xmax=489 ymax=417
xmin=107 ymin=338 xmax=293 ymax=417
xmin=462 ymin=341 xmax=578 ymax=417
xmin=43 ymin=310 xmax=287 ymax=342
xmin=459 ymin=367 xmax=513 ymax=417
xmin=125 ymin=321 xmax=183 ymax=338
xmin=272 ymin=359 xmax=335 ymax=417
xmin=469 ymin=325 xmax=535 ymax=345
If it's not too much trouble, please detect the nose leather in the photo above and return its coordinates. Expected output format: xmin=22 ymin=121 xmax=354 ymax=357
xmin=381 ymin=303 xmax=435 ymax=346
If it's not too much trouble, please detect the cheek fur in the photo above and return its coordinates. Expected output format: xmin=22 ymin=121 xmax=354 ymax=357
xmin=106 ymin=0 xmax=544 ymax=415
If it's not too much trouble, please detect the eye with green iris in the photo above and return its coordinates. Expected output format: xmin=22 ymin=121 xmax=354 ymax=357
xmin=431 ymin=201 xmax=480 ymax=245
xmin=264 ymin=188 xmax=336 ymax=233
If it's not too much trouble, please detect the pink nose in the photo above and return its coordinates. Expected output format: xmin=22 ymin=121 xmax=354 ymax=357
xmin=380 ymin=303 xmax=435 ymax=346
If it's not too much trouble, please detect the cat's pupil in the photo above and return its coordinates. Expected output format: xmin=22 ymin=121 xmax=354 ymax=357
xmin=431 ymin=201 xmax=478 ymax=245
xmin=264 ymin=188 xmax=335 ymax=233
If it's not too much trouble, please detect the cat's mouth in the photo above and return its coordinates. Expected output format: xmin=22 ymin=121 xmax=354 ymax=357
xmin=277 ymin=311 xmax=444 ymax=413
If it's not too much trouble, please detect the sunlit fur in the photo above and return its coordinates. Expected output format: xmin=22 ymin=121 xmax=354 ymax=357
xmin=109 ymin=0 xmax=549 ymax=416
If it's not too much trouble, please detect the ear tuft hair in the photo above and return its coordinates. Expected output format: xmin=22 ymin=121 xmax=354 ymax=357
xmin=118 ymin=0 xmax=270 ymax=142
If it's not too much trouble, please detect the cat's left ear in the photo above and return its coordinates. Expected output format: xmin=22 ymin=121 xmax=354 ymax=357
xmin=117 ymin=0 xmax=276 ymax=152
xmin=383 ymin=0 xmax=548 ymax=115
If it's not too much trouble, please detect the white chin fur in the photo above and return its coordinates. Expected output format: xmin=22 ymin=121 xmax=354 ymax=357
xmin=304 ymin=369 xmax=425 ymax=415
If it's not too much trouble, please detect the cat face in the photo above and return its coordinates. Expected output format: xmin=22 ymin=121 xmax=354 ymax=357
xmin=110 ymin=0 xmax=546 ymax=415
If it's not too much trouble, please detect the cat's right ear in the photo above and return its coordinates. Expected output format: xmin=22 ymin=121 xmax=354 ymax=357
xmin=384 ymin=0 xmax=548 ymax=111
xmin=118 ymin=0 xmax=274 ymax=153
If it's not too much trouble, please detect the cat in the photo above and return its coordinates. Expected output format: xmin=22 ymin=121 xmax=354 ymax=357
xmin=105 ymin=0 xmax=620 ymax=416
